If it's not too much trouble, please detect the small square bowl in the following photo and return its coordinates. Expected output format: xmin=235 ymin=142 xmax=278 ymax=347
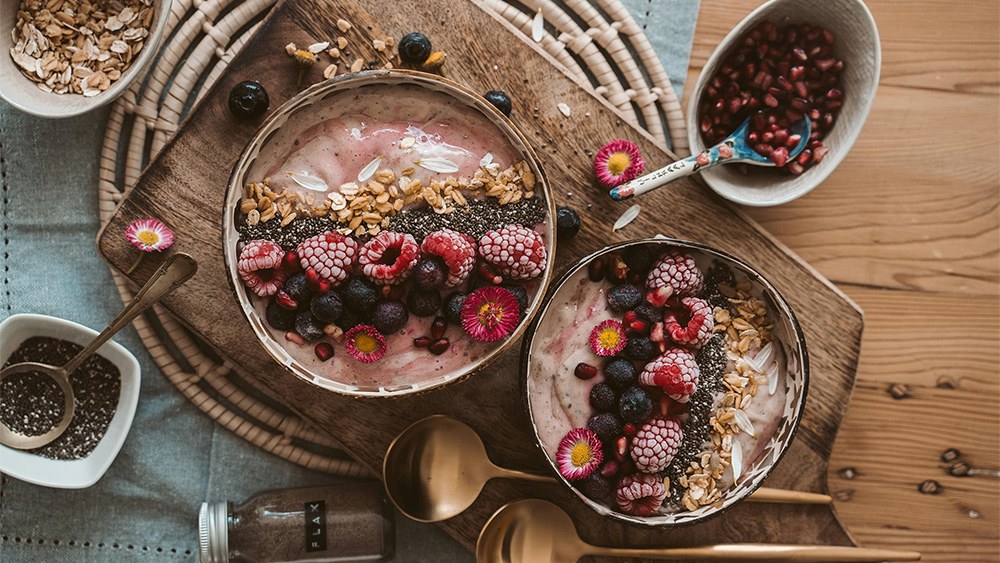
xmin=0 ymin=313 xmax=141 ymax=488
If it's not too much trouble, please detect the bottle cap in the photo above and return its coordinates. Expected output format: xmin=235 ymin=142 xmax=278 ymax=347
xmin=198 ymin=502 xmax=229 ymax=563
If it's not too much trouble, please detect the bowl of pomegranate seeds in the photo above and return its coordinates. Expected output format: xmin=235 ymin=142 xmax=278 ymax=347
xmin=687 ymin=0 xmax=881 ymax=206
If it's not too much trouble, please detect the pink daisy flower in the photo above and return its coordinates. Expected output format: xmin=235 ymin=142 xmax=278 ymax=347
xmin=124 ymin=218 xmax=174 ymax=274
xmin=593 ymin=140 xmax=645 ymax=187
xmin=589 ymin=319 xmax=627 ymax=357
xmin=460 ymin=286 xmax=520 ymax=342
xmin=344 ymin=325 xmax=386 ymax=363
xmin=556 ymin=428 xmax=603 ymax=480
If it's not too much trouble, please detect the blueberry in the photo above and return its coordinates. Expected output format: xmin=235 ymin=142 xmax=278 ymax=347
xmin=443 ymin=292 xmax=467 ymax=325
xmin=406 ymin=289 xmax=442 ymax=317
xmin=335 ymin=307 xmax=363 ymax=331
xmin=622 ymin=245 xmax=656 ymax=275
xmin=556 ymin=206 xmax=581 ymax=239
xmin=632 ymin=302 xmax=660 ymax=324
xmin=624 ymin=336 xmax=656 ymax=362
xmin=342 ymin=277 xmax=379 ymax=313
xmin=265 ymin=297 xmax=296 ymax=330
xmin=413 ymin=257 xmax=447 ymax=290
xmin=619 ymin=387 xmax=652 ymax=424
xmin=588 ymin=412 xmax=622 ymax=445
xmin=607 ymin=284 xmax=642 ymax=312
xmin=483 ymin=90 xmax=512 ymax=117
xmin=228 ymin=80 xmax=269 ymax=120
xmin=295 ymin=311 xmax=325 ymax=341
xmin=579 ymin=473 xmax=612 ymax=500
xmin=372 ymin=300 xmax=409 ymax=334
xmin=283 ymin=272 xmax=312 ymax=302
xmin=398 ymin=32 xmax=432 ymax=64
xmin=310 ymin=291 xmax=343 ymax=323
xmin=603 ymin=358 xmax=637 ymax=390
xmin=500 ymin=284 xmax=529 ymax=319
xmin=589 ymin=382 xmax=617 ymax=412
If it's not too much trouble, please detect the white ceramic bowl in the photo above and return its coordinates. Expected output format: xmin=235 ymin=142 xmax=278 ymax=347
xmin=686 ymin=0 xmax=881 ymax=206
xmin=0 ymin=0 xmax=172 ymax=118
xmin=0 ymin=314 xmax=141 ymax=488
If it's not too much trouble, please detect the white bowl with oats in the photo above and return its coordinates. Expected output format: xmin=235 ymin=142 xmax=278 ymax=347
xmin=1 ymin=0 xmax=172 ymax=118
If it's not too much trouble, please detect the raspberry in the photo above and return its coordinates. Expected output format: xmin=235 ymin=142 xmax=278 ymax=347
xmin=420 ymin=229 xmax=476 ymax=288
xmin=664 ymin=297 xmax=715 ymax=348
xmin=296 ymin=231 xmax=358 ymax=287
xmin=358 ymin=231 xmax=419 ymax=285
xmin=630 ymin=414 xmax=683 ymax=473
xmin=238 ymin=240 xmax=288 ymax=297
xmin=640 ymin=348 xmax=700 ymax=403
xmin=645 ymin=251 xmax=703 ymax=298
xmin=615 ymin=473 xmax=667 ymax=516
xmin=479 ymin=224 xmax=547 ymax=280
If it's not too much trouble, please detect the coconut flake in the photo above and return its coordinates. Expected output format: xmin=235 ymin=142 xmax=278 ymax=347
xmin=731 ymin=440 xmax=744 ymax=481
xmin=285 ymin=171 xmax=328 ymax=191
xmin=732 ymin=409 xmax=756 ymax=437
xmin=531 ymin=9 xmax=544 ymax=42
xmin=612 ymin=204 xmax=640 ymax=231
xmin=557 ymin=102 xmax=571 ymax=117
xmin=480 ymin=152 xmax=493 ymax=167
xmin=358 ymin=155 xmax=383 ymax=182
xmin=414 ymin=157 xmax=459 ymax=174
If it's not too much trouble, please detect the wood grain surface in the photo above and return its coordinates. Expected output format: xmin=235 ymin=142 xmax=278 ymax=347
xmin=685 ymin=1 xmax=1000 ymax=561
xmin=96 ymin=0 xmax=872 ymax=556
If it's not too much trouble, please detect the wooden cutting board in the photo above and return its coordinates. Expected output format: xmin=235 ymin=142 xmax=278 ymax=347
xmin=96 ymin=0 xmax=863 ymax=553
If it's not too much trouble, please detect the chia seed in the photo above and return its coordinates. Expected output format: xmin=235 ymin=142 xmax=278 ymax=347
xmin=702 ymin=260 xmax=737 ymax=310
xmin=662 ymin=383 xmax=715 ymax=506
xmin=695 ymin=334 xmax=726 ymax=393
xmin=1 ymin=336 xmax=121 ymax=460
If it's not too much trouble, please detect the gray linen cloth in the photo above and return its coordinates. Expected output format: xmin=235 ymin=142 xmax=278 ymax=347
xmin=0 ymin=1 xmax=699 ymax=560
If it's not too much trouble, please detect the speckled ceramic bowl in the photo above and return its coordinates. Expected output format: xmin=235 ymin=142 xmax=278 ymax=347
xmin=223 ymin=70 xmax=555 ymax=398
xmin=521 ymin=238 xmax=808 ymax=527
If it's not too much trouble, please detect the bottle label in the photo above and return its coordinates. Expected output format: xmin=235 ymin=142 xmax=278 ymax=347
xmin=304 ymin=500 xmax=327 ymax=552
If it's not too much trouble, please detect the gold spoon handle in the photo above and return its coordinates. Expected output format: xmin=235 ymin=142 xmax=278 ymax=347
xmin=590 ymin=543 xmax=921 ymax=561
xmin=496 ymin=467 xmax=557 ymax=484
xmin=747 ymin=487 xmax=832 ymax=504
xmin=60 ymin=253 xmax=197 ymax=375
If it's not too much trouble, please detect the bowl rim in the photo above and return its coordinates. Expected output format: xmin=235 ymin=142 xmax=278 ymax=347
xmin=0 ymin=0 xmax=174 ymax=118
xmin=519 ymin=237 xmax=810 ymax=527
xmin=0 ymin=313 xmax=142 ymax=489
xmin=684 ymin=0 xmax=881 ymax=207
xmin=222 ymin=69 xmax=556 ymax=398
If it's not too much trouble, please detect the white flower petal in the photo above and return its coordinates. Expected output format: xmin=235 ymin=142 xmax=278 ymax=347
xmin=732 ymin=408 xmax=756 ymax=438
xmin=531 ymin=9 xmax=544 ymax=42
xmin=285 ymin=171 xmax=328 ymax=191
xmin=357 ymin=155 xmax=383 ymax=182
xmin=612 ymin=204 xmax=640 ymax=231
xmin=414 ymin=157 xmax=459 ymax=174
xmin=732 ymin=440 xmax=743 ymax=481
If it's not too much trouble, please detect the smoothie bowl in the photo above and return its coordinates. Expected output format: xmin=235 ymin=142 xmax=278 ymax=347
xmin=521 ymin=239 xmax=807 ymax=526
xmin=224 ymin=71 xmax=555 ymax=397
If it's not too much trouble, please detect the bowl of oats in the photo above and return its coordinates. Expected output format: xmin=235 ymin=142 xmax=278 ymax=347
xmin=521 ymin=238 xmax=808 ymax=527
xmin=1 ymin=0 xmax=172 ymax=118
xmin=223 ymin=70 xmax=555 ymax=397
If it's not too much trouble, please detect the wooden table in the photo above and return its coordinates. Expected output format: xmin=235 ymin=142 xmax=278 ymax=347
xmin=684 ymin=1 xmax=999 ymax=560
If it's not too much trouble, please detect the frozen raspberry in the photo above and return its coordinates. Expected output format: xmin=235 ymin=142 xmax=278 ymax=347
xmin=238 ymin=240 xmax=288 ymax=297
xmin=420 ymin=229 xmax=477 ymax=288
xmin=296 ymin=231 xmax=358 ymax=287
xmin=664 ymin=297 xmax=715 ymax=349
xmin=630 ymin=414 xmax=683 ymax=473
xmin=645 ymin=251 xmax=703 ymax=298
xmin=615 ymin=473 xmax=667 ymax=516
xmin=359 ymin=231 xmax=419 ymax=285
xmin=479 ymin=224 xmax=547 ymax=280
xmin=639 ymin=348 xmax=700 ymax=403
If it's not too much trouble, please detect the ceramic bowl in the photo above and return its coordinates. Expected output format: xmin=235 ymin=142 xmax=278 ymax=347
xmin=0 ymin=314 xmax=141 ymax=489
xmin=521 ymin=238 xmax=808 ymax=527
xmin=685 ymin=0 xmax=881 ymax=206
xmin=0 ymin=0 xmax=172 ymax=118
xmin=223 ymin=70 xmax=555 ymax=398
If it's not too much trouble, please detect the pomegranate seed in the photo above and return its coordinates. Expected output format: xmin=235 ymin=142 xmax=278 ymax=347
xmin=726 ymin=97 xmax=742 ymax=114
xmin=588 ymin=258 xmax=606 ymax=281
xmin=623 ymin=311 xmax=638 ymax=325
xmin=826 ymin=88 xmax=843 ymax=100
xmin=786 ymin=134 xmax=802 ymax=147
xmin=808 ymin=108 xmax=822 ymax=120
xmin=276 ymin=291 xmax=298 ymax=310
xmin=387 ymin=285 xmax=405 ymax=301
xmin=431 ymin=316 xmax=447 ymax=339
xmin=826 ymin=99 xmax=843 ymax=109
xmin=753 ymin=70 xmax=767 ymax=86
xmin=777 ymin=76 xmax=793 ymax=91
xmin=623 ymin=423 xmax=637 ymax=436
xmin=808 ymin=139 xmax=824 ymax=150
xmin=600 ymin=461 xmax=620 ymax=477
xmin=787 ymin=162 xmax=806 ymax=175
xmin=822 ymin=112 xmax=835 ymax=129
xmin=314 ymin=342 xmax=334 ymax=361
xmin=792 ymin=47 xmax=808 ymax=61
xmin=760 ymin=73 xmax=773 ymax=91
xmin=700 ymin=115 xmax=712 ymax=133
xmin=761 ymin=131 xmax=775 ymax=144
xmin=806 ymin=28 xmax=821 ymax=41
xmin=747 ymin=97 xmax=761 ymax=110
xmin=607 ymin=254 xmax=629 ymax=282
xmin=709 ymin=98 xmax=724 ymax=115
xmin=794 ymin=81 xmax=809 ymax=98
xmin=790 ymin=66 xmax=805 ymax=80
xmin=786 ymin=109 xmax=804 ymax=122
xmin=790 ymin=97 xmax=810 ymax=110
xmin=767 ymin=113 xmax=778 ymax=125
xmin=773 ymin=129 xmax=789 ymax=145
xmin=646 ymin=286 xmax=672 ymax=307
xmin=832 ymin=60 xmax=845 ymax=73
xmin=815 ymin=58 xmax=836 ymax=71
xmin=429 ymin=338 xmax=450 ymax=355
xmin=767 ymin=86 xmax=785 ymax=99
xmin=752 ymin=112 xmax=766 ymax=131
xmin=614 ymin=437 xmax=628 ymax=461
xmin=754 ymin=143 xmax=773 ymax=157
xmin=813 ymin=146 xmax=830 ymax=162
xmin=770 ymin=146 xmax=790 ymax=167
xmin=323 ymin=324 xmax=344 ymax=341
xmin=808 ymin=45 xmax=822 ymax=57
xmin=478 ymin=261 xmax=503 ymax=284
xmin=786 ymin=28 xmax=798 ymax=43
xmin=575 ymin=362 xmax=598 ymax=380
xmin=285 ymin=331 xmax=305 ymax=345
xmin=764 ymin=93 xmax=779 ymax=107
xmin=822 ymin=29 xmax=835 ymax=45
xmin=304 ymin=269 xmax=323 ymax=290
xmin=413 ymin=336 xmax=431 ymax=348
xmin=797 ymin=149 xmax=813 ymax=165
xmin=283 ymin=251 xmax=301 ymax=272
xmin=628 ymin=320 xmax=648 ymax=334
xmin=649 ymin=321 xmax=665 ymax=343
xmin=706 ymin=85 xmax=718 ymax=98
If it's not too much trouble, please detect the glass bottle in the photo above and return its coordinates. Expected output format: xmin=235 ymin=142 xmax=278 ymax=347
xmin=199 ymin=482 xmax=394 ymax=562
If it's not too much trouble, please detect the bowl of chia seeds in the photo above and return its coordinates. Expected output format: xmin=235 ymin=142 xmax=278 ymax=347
xmin=0 ymin=314 xmax=141 ymax=489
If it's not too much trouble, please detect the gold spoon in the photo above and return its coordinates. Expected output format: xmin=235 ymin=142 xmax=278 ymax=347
xmin=477 ymin=499 xmax=921 ymax=563
xmin=0 ymin=253 xmax=197 ymax=450
xmin=383 ymin=416 xmax=831 ymax=523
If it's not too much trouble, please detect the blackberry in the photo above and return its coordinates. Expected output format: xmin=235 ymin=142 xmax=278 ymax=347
xmin=342 ymin=277 xmax=379 ymax=313
xmin=372 ymin=300 xmax=408 ymax=334
xmin=483 ymin=90 xmax=512 ymax=117
xmin=589 ymin=382 xmax=617 ymax=412
xmin=579 ymin=473 xmax=612 ymax=501
xmin=407 ymin=288 xmax=442 ymax=317
xmin=412 ymin=257 xmax=447 ymax=290
xmin=622 ymin=245 xmax=656 ymax=275
xmin=310 ymin=291 xmax=343 ymax=323
xmin=618 ymin=386 xmax=652 ymax=424
xmin=228 ymin=80 xmax=269 ymax=120
xmin=265 ymin=297 xmax=296 ymax=330
xmin=587 ymin=412 xmax=622 ymax=445
xmin=283 ymin=272 xmax=312 ymax=302
xmin=555 ymin=206 xmax=581 ymax=239
xmin=443 ymin=292 xmax=467 ymax=325
xmin=632 ymin=302 xmax=660 ymax=324
xmin=335 ymin=308 xmax=363 ymax=331
xmin=695 ymin=334 xmax=727 ymax=392
xmin=603 ymin=358 xmax=637 ymax=390
xmin=398 ymin=32 xmax=432 ymax=64
xmin=624 ymin=336 xmax=656 ymax=362
xmin=294 ymin=311 xmax=325 ymax=341
xmin=500 ymin=284 xmax=529 ymax=319
xmin=607 ymin=284 xmax=642 ymax=312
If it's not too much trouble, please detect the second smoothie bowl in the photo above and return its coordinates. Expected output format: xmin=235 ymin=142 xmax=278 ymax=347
xmin=224 ymin=71 xmax=555 ymax=397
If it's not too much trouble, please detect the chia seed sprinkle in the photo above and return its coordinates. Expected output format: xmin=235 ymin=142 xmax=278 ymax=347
xmin=695 ymin=334 xmax=726 ymax=394
xmin=1 ymin=336 xmax=121 ymax=460
xmin=662 ymin=383 xmax=714 ymax=506
xmin=702 ymin=260 xmax=737 ymax=310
